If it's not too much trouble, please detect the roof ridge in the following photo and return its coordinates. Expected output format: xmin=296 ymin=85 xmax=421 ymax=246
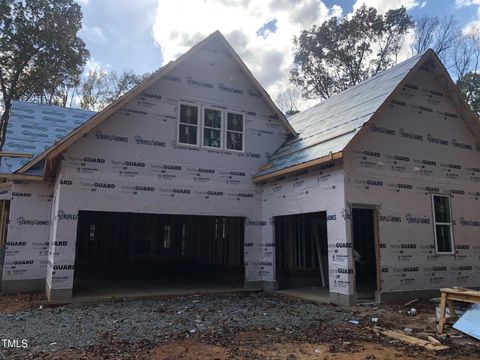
xmin=289 ymin=51 xmax=426 ymax=123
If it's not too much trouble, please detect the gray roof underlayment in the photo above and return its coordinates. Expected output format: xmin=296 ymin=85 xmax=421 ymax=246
xmin=255 ymin=51 xmax=426 ymax=178
xmin=0 ymin=101 xmax=95 ymax=175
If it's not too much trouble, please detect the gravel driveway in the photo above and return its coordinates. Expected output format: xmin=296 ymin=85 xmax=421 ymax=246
xmin=0 ymin=292 xmax=345 ymax=358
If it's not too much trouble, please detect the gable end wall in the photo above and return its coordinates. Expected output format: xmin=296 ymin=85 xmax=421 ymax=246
xmin=344 ymin=64 xmax=480 ymax=295
xmin=44 ymin=42 xmax=289 ymax=295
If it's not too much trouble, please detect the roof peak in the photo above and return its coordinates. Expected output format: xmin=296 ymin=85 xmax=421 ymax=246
xmin=291 ymin=50 xmax=431 ymax=121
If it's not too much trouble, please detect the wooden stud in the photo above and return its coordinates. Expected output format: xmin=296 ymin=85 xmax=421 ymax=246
xmin=0 ymin=152 xmax=33 ymax=158
xmin=374 ymin=327 xmax=449 ymax=351
xmin=437 ymin=291 xmax=447 ymax=334
xmin=0 ymin=173 xmax=43 ymax=181
xmin=311 ymin=219 xmax=326 ymax=287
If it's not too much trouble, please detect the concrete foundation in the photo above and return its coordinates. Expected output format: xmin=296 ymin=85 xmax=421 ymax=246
xmin=46 ymin=285 xmax=73 ymax=301
xmin=263 ymin=281 xmax=278 ymax=293
xmin=244 ymin=280 xmax=263 ymax=290
xmin=277 ymin=287 xmax=330 ymax=304
xmin=379 ymin=288 xmax=473 ymax=303
xmin=330 ymin=292 xmax=356 ymax=306
xmin=1 ymin=279 xmax=44 ymax=294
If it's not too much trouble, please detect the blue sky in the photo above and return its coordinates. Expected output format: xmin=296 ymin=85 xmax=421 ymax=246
xmin=76 ymin=0 xmax=480 ymax=102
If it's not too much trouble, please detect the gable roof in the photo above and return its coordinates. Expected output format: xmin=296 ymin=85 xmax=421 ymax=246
xmin=253 ymin=49 xmax=480 ymax=182
xmin=7 ymin=31 xmax=296 ymax=178
xmin=0 ymin=101 xmax=95 ymax=178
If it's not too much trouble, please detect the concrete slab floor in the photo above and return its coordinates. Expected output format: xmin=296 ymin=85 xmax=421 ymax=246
xmin=47 ymin=276 xmax=254 ymax=305
xmin=277 ymin=286 xmax=330 ymax=304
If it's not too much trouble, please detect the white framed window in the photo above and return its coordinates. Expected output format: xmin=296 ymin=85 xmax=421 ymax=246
xmin=202 ymin=107 xmax=223 ymax=148
xmin=226 ymin=111 xmax=244 ymax=152
xmin=177 ymin=103 xmax=199 ymax=146
xmin=432 ymin=194 xmax=455 ymax=254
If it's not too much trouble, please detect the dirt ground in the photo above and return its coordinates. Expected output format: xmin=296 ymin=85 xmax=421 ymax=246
xmin=0 ymin=292 xmax=478 ymax=360
xmin=0 ymin=292 xmax=46 ymax=313
xmin=26 ymin=327 xmax=479 ymax=360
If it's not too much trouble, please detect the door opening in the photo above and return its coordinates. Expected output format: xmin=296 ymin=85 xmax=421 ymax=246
xmin=0 ymin=200 xmax=10 ymax=281
xmin=275 ymin=211 xmax=329 ymax=290
xmin=352 ymin=208 xmax=378 ymax=301
xmin=74 ymin=211 xmax=245 ymax=297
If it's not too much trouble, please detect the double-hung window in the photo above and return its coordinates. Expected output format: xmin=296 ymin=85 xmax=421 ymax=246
xmin=203 ymin=107 xmax=222 ymax=148
xmin=226 ymin=112 xmax=244 ymax=151
xmin=177 ymin=102 xmax=245 ymax=151
xmin=432 ymin=195 xmax=454 ymax=254
xmin=178 ymin=103 xmax=199 ymax=145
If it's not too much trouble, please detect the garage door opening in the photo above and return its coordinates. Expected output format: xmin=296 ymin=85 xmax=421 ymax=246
xmin=275 ymin=212 xmax=329 ymax=297
xmin=73 ymin=211 xmax=245 ymax=297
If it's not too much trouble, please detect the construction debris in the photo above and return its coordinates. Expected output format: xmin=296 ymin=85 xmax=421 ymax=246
xmin=404 ymin=298 xmax=419 ymax=307
xmin=1 ymin=293 xmax=479 ymax=359
xmin=373 ymin=326 xmax=449 ymax=351
xmin=453 ymin=304 xmax=480 ymax=340
xmin=437 ymin=287 xmax=480 ymax=334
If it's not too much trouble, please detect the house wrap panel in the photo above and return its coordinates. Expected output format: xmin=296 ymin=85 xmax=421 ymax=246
xmin=2 ymin=182 xmax=53 ymax=281
xmin=260 ymin=162 xmax=353 ymax=295
xmin=345 ymin=65 xmax=480 ymax=293
xmin=45 ymin=41 xmax=289 ymax=290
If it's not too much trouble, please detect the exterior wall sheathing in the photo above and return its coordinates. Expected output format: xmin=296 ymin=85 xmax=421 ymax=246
xmin=261 ymin=162 xmax=355 ymax=305
xmin=1 ymin=182 xmax=53 ymax=292
xmin=344 ymin=66 xmax=480 ymax=299
xmin=45 ymin=42 xmax=289 ymax=298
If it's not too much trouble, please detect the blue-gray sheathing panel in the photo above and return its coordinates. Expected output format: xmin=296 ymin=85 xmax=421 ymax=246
xmin=256 ymin=52 xmax=424 ymax=177
xmin=0 ymin=101 xmax=96 ymax=174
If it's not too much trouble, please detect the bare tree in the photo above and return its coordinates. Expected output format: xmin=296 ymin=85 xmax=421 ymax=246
xmin=275 ymin=87 xmax=303 ymax=116
xmin=411 ymin=16 xmax=439 ymax=54
xmin=453 ymin=34 xmax=480 ymax=80
xmin=76 ymin=69 xmax=150 ymax=111
xmin=411 ymin=16 xmax=460 ymax=65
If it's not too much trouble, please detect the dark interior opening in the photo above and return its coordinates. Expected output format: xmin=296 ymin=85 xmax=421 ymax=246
xmin=275 ymin=211 xmax=328 ymax=289
xmin=74 ymin=211 xmax=245 ymax=296
xmin=0 ymin=199 xmax=10 ymax=281
xmin=352 ymin=208 xmax=377 ymax=300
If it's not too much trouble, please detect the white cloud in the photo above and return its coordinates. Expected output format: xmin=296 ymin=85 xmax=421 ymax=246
xmin=84 ymin=58 xmax=110 ymax=73
xmin=456 ymin=0 xmax=480 ymax=35
xmin=152 ymin=0 xmax=341 ymax=107
xmin=455 ymin=0 xmax=480 ymax=7
xmin=352 ymin=0 xmax=420 ymax=13
xmin=80 ymin=25 xmax=107 ymax=44
xmin=151 ymin=0 xmax=425 ymax=110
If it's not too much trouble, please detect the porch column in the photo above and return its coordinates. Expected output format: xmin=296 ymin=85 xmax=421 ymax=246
xmin=327 ymin=208 xmax=356 ymax=306
xmin=45 ymin=186 xmax=78 ymax=300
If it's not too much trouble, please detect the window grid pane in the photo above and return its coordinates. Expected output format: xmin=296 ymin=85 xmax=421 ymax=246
xmin=226 ymin=131 xmax=243 ymax=151
xmin=203 ymin=128 xmax=221 ymax=148
xmin=432 ymin=195 xmax=454 ymax=253
xmin=180 ymin=104 xmax=198 ymax=125
xmin=179 ymin=124 xmax=197 ymax=145
xmin=226 ymin=112 xmax=244 ymax=151
xmin=227 ymin=113 xmax=243 ymax=131
xmin=204 ymin=108 xmax=222 ymax=129
xmin=203 ymin=108 xmax=222 ymax=148
xmin=435 ymin=225 xmax=452 ymax=253
xmin=434 ymin=196 xmax=451 ymax=223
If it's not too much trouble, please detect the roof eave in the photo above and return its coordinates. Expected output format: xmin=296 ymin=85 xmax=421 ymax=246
xmin=252 ymin=151 xmax=343 ymax=183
